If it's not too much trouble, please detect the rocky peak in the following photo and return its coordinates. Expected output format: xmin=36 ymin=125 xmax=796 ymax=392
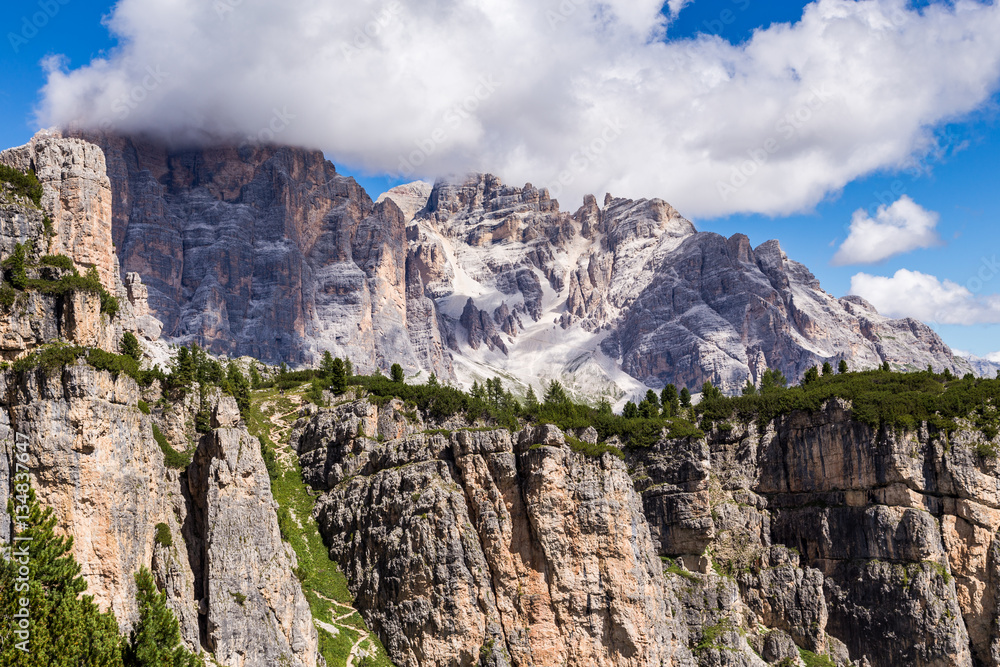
xmin=377 ymin=180 xmax=434 ymax=222
xmin=0 ymin=129 xmax=116 ymax=289
xmin=0 ymin=131 xmax=162 ymax=360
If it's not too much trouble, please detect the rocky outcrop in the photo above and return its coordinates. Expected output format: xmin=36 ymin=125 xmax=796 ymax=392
xmin=0 ymin=131 xmax=160 ymax=360
xmin=292 ymin=393 xmax=1000 ymax=667
xmin=297 ymin=400 xmax=696 ymax=667
xmin=1 ymin=129 xmax=116 ymax=288
xmin=0 ymin=364 xmax=321 ymax=666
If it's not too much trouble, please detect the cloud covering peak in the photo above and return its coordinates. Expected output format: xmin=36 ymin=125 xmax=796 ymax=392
xmin=38 ymin=0 xmax=1000 ymax=216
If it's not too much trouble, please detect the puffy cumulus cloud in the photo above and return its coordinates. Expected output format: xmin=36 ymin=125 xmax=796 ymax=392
xmin=850 ymin=269 xmax=1000 ymax=325
xmin=832 ymin=195 xmax=942 ymax=265
xmin=37 ymin=0 xmax=1000 ymax=216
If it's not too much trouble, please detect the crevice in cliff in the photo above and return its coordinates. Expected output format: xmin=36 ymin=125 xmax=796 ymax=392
xmin=181 ymin=434 xmax=211 ymax=653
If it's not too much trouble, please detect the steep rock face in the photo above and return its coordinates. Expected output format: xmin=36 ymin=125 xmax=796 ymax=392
xmin=0 ymin=366 xmax=321 ymax=666
xmin=297 ymin=400 xmax=695 ymax=667
xmin=294 ymin=394 xmax=1000 ymax=667
xmin=73 ymin=131 xmax=452 ymax=377
xmin=187 ymin=402 xmax=319 ymax=666
xmin=0 ymin=132 xmax=159 ymax=360
xmin=1 ymin=130 xmax=116 ymax=288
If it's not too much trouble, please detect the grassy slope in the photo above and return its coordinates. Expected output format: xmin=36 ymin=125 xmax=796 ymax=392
xmin=245 ymin=385 xmax=397 ymax=667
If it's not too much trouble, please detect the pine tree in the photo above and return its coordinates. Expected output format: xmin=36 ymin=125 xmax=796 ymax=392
xmin=623 ymin=401 xmax=639 ymax=419
xmin=391 ymin=363 xmax=405 ymax=383
xmin=660 ymin=384 xmax=679 ymax=417
xmin=803 ymin=366 xmax=820 ymax=385
xmin=320 ymin=351 xmax=335 ymax=377
xmin=1 ymin=487 xmax=124 ymax=666
xmin=171 ymin=346 xmax=195 ymax=392
xmin=344 ymin=358 xmax=353 ymax=377
xmin=822 ymin=362 xmax=834 ymax=376
xmin=248 ymin=364 xmax=262 ymax=389
xmin=543 ymin=379 xmax=569 ymax=405
xmin=524 ymin=386 xmax=539 ymax=411
xmin=123 ymin=567 xmax=203 ymax=667
xmin=5 ymin=242 xmax=28 ymax=289
xmin=329 ymin=357 xmax=347 ymax=395
xmin=742 ymin=379 xmax=758 ymax=396
xmin=121 ymin=332 xmax=142 ymax=362
xmin=838 ymin=360 xmax=849 ymax=374
xmin=680 ymin=387 xmax=692 ymax=408
xmin=427 ymin=373 xmax=439 ymax=388
xmin=225 ymin=364 xmax=251 ymax=417
xmin=760 ymin=369 xmax=788 ymax=394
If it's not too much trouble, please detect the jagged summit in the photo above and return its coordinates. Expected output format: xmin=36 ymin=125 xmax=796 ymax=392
xmin=25 ymin=130 xmax=986 ymax=401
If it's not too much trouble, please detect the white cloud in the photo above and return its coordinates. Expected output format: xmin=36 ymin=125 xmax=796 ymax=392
xmin=850 ymin=269 xmax=1000 ymax=325
xmin=667 ymin=0 xmax=694 ymax=16
xmin=37 ymin=0 xmax=1000 ymax=218
xmin=832 ymin=195 xmax=942 ymax=265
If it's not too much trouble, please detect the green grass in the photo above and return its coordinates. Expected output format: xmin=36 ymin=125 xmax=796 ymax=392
xmin=799 ymin=649 xmax=837 ymax=667
xmin=248 ymin=386 xmax=398 ymax=667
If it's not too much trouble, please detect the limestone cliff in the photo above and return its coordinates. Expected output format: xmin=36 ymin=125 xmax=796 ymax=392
xmin=292 ymin=394 xmax=1000 ymax=667
xmin=67 ymin=131 xmax=983 ymax=402
xmin=0 ymin=134 xmax=321 ymax=666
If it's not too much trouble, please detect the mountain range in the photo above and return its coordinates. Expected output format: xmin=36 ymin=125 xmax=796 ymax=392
xmin=70 ymin=130 xmax=989 ymax=402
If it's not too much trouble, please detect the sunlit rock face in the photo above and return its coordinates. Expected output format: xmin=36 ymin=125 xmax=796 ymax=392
xmin=80 ymin=132 xmax=981 ymax=400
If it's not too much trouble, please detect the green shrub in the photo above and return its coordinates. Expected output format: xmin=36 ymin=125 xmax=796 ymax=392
xmin=0 ymin=164 xmax=44 ymax=206
xmin=138 ymin=400 xmax=150 ymax=415
xmin=3 ymin=242 xmax=28 ymax=289
xmin=152 ymin=423 xmax=191 ymax=469
xmin=0 ymin=281 xmax=15 ymax=309
xmin=40 ymin=254 xmax=75 ymax=271
xmin=154 ymin=522 xmax=172 ymax=547
xmin=121 ymin=331 xmax=142 ymax=361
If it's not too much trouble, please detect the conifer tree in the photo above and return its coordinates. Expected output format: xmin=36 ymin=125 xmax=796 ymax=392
xmin=329 ymin=357 xmax=347 ymax=395
xmin=838 ymin=360 xmax=849 ymax=374
xmin=225 ymin=364 xmax=251 ymax=417
xmin=121 ymin=332 xmax=142 ymax=363
xmin=660 ymin=384 xmax=679 ymax=417
xmin=524 ymin=385 xmax=539 ymax=411
xmin=1 ymin=488 xmax=123 ymax=666
xmin=680 ymin=387 xmax=692 ymax=408
xmin=320 ymin=351 xmax=335 ymax=377
xmin=543 ymin=380 xmax=569 ymax=405
xmin=123 ymin=568 xmax=203 ymax=667
xmin=822 ymin=362 xmax=834 ymax=376
xmin=391 ymin=363 xmax=405 ymax=383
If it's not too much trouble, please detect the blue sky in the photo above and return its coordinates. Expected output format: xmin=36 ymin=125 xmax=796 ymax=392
xmin=3 ymin=0 xmax=999 ymax=357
